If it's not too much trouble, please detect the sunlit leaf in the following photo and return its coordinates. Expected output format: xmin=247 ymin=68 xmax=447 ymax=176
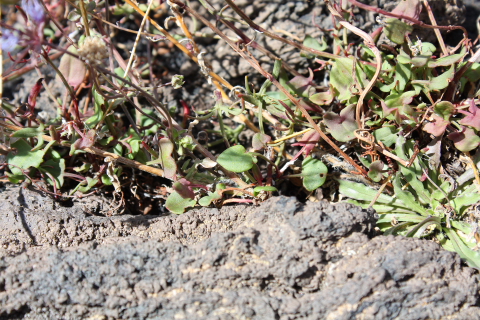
xmin=459 ymin=100 xmax=480 ymax=130
xmin=217 ymin=145 xmax=254 ymax=173
xmin=384 ymin=18 xmax=413 ymax=44
xmin=428 ymin=47 xmax=466 ymax=68
xmin=252 ymin=132 xmax=271 ymax=151
xmin=301 ymin=157 xmax=328 ymax=191
xmin=330 ymin=58 xmax=366 ymax=101
xmin=448 ymin=126 xmax=480 ymax=152
xmin=7 ymin=139 xmax=45 ymax=177
xmin=253 ymin=186 xmax=277 ymax=197
xmin=373 ymin=126 xmax=398 ymax=147
xmin=57 ymin=46 xmax=86 ymax=87
xmin=198 ymin=191 xmax=222 ymax=206
xmin=165 ymin=191 xmax=196 ymax=214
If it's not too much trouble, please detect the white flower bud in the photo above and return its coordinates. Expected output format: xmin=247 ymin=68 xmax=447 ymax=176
xmin=78 ymin=36 xmax=109 ymax=64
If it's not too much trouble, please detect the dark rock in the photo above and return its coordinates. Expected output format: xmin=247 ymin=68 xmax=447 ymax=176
xmin=0 ymin=188 xmax=478 ymax=319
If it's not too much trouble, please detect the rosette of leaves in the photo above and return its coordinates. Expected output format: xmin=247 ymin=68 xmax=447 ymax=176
xmin=338 ymin=136 xmax=480 ymax=268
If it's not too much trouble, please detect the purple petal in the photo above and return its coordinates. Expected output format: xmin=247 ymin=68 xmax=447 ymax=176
xmin=1 ymin=29 xmax=19 ymax=52
xmin=22 ymin=0 xmax=46 ymax=24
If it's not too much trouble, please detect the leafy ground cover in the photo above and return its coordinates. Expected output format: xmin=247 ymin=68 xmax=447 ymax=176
xmin=2 ymin=0 xmax=480 ymax=267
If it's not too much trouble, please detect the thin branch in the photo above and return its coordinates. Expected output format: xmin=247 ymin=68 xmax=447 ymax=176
xmin=174 ymin=0 xmax=368 ymax=177
xmin=223 ymin=0 xmax=342 ymax=60
xmin=327 ymin=3 xmax=382 ymax=129
xmin=422 ymin=0 xmax=448 ymax=56
xmin=0 ymin=120 xmax=165 ymax=177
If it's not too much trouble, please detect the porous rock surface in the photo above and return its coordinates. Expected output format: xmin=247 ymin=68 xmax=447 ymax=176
xmin=0 ymin=186 xmax=479 ymax=319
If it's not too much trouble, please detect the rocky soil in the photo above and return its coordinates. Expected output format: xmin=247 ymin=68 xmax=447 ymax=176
xmin=0 ymin=186 xmax=479 ymax=319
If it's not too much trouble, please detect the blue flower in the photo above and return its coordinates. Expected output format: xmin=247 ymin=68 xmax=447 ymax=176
xmin=1 ymin=29 xmax=19 ymax=52
xmin=21 ymin=0 xmax=46 ymax=24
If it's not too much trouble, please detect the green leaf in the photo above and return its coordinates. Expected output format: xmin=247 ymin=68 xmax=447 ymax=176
xmin=253 ymin=186 xmax=277 ymax=197
xmin=330 ymin=58 xmax=367 ymax=101
xmin=392 ymin=174 xmax=428 ymax=215
xmin=384 ymin=18 xmax=413 ymax=44
xmin=368 ymin=160 xmax=385 ymax=182
xmin=165 ymin=191 xmax=196 ymax=214
xmin=86 ymin=89 xmax=105 ymax=127
xmin=301 ymin=35 xmax=328 ymax=58
xmin=11 ymin=124 xmax=44 ymax=138
xmin=377 ymin=213 xmax=427 ymax=224
xmin=429 ymin=65 xmax=455 ymax=91
xmin=394 ymin=143 xmax=430 ymax=205
xmin=217 ymin=145 xmax=255 ymax=173
xmin=405 ymin=216 xmax=442 ymax=237
xmin=379 ymin=62 xmax=412 ymax=93
xmin=428 ymin=47 xmax=466 ymax=68
xmin=301 ymin=157 xmax=328 ymax=191
xmin=373 ymin=126 xmax=398 ymax=147
xmin=397 ymin=50 xmax=412 ymax=64
xmin=198 ymin=191 xmax=222 ymax=206
xmin=338 ymin=178 xmax=385 ymax=201
xmin=411 ymin=55 xmax=430 ymax=67
xmin=451 ymin=184 xmax=480 ymax=213
xmin=444 ymin=228 xmax=480 ymax=269
xmin=434 ymin=101 xmax=455 ymax=120
xmin=385 ymin=91 xmax=417 ymax=108
xmin=70 ymin=177 xmax=98 ymax=194
xmin=147 ymin=138 xmax=177 ymax=179
xmin=39 ymin=159 xmax=65 ymax=188
xmin=7 ymin=139 xmax=46 ymax=176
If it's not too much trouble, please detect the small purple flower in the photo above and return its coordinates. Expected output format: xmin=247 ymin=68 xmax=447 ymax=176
xmin=1 ymin=29 xmax=19 ymax=52
xmin=21 ymin=0 xmax=46 ymax=24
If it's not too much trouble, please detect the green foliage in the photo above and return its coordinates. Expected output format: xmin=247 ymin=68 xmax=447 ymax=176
xmin=217 ymin=145 xmax=255 ymax=173
xmin=384 ymin=18 xmax=413 ymax=44
xmin=301 ymin=157 xmax=328 ymax=191
xmin=338 ymin=154 xmax=480 ymax=268
xmin=3 ymin=0 xmax=480 ymax=245
xmin=165 ymin=191 xmax=196 ymax=214
xmin=7 ymin=139 xmax=46 ymax=182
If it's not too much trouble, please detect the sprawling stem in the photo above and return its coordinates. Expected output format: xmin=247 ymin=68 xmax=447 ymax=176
xmin=346 ymin=0 xmax=467 ymax=37
xmin=174 ymin=0 xmax=368 ymax=177
xmin=223 ymin=0 xmax=341 ymax=60
xmin=327 ymin=3 xmax=382 ymax=129
xmin=0 ymin=120 xmax=165 ymax=176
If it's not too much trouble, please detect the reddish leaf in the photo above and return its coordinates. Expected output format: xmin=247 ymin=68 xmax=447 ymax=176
xmin=459 ymin=100 xmax=480 ymax=130
xmin=323 ymin=104 xmax=358 ymax=142
xmin=448 ymin=127 xmax=480 ymax=152
xmin=172 ymin=178 xmax=195 ymax=199
xmin=423 ymin=114 xmax=450 ymax=137
xmin=28 ymin=78 xmax=44 ymax=108
xmin=391 ymin=0 xmax=422 ymax=20
xmin=288 ymin=69 xmax=314 ymax=97
xmin=57 ymin=46 xmax=86 ymax=87
xmin=73 ymin=129 xmax=96 ymax=150
xmin=292 ymin=129 xmax=321 ymax=157
xmin=252 ymin=132 xmax=271 ymax=151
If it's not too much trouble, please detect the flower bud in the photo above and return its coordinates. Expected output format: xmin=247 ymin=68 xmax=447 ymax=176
xmin=77 ymin=36 xmax=109 ymax=64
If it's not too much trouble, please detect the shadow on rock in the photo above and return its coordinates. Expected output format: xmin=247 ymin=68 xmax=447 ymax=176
xmin=0 ymin=191 xmax=479 ymax=319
